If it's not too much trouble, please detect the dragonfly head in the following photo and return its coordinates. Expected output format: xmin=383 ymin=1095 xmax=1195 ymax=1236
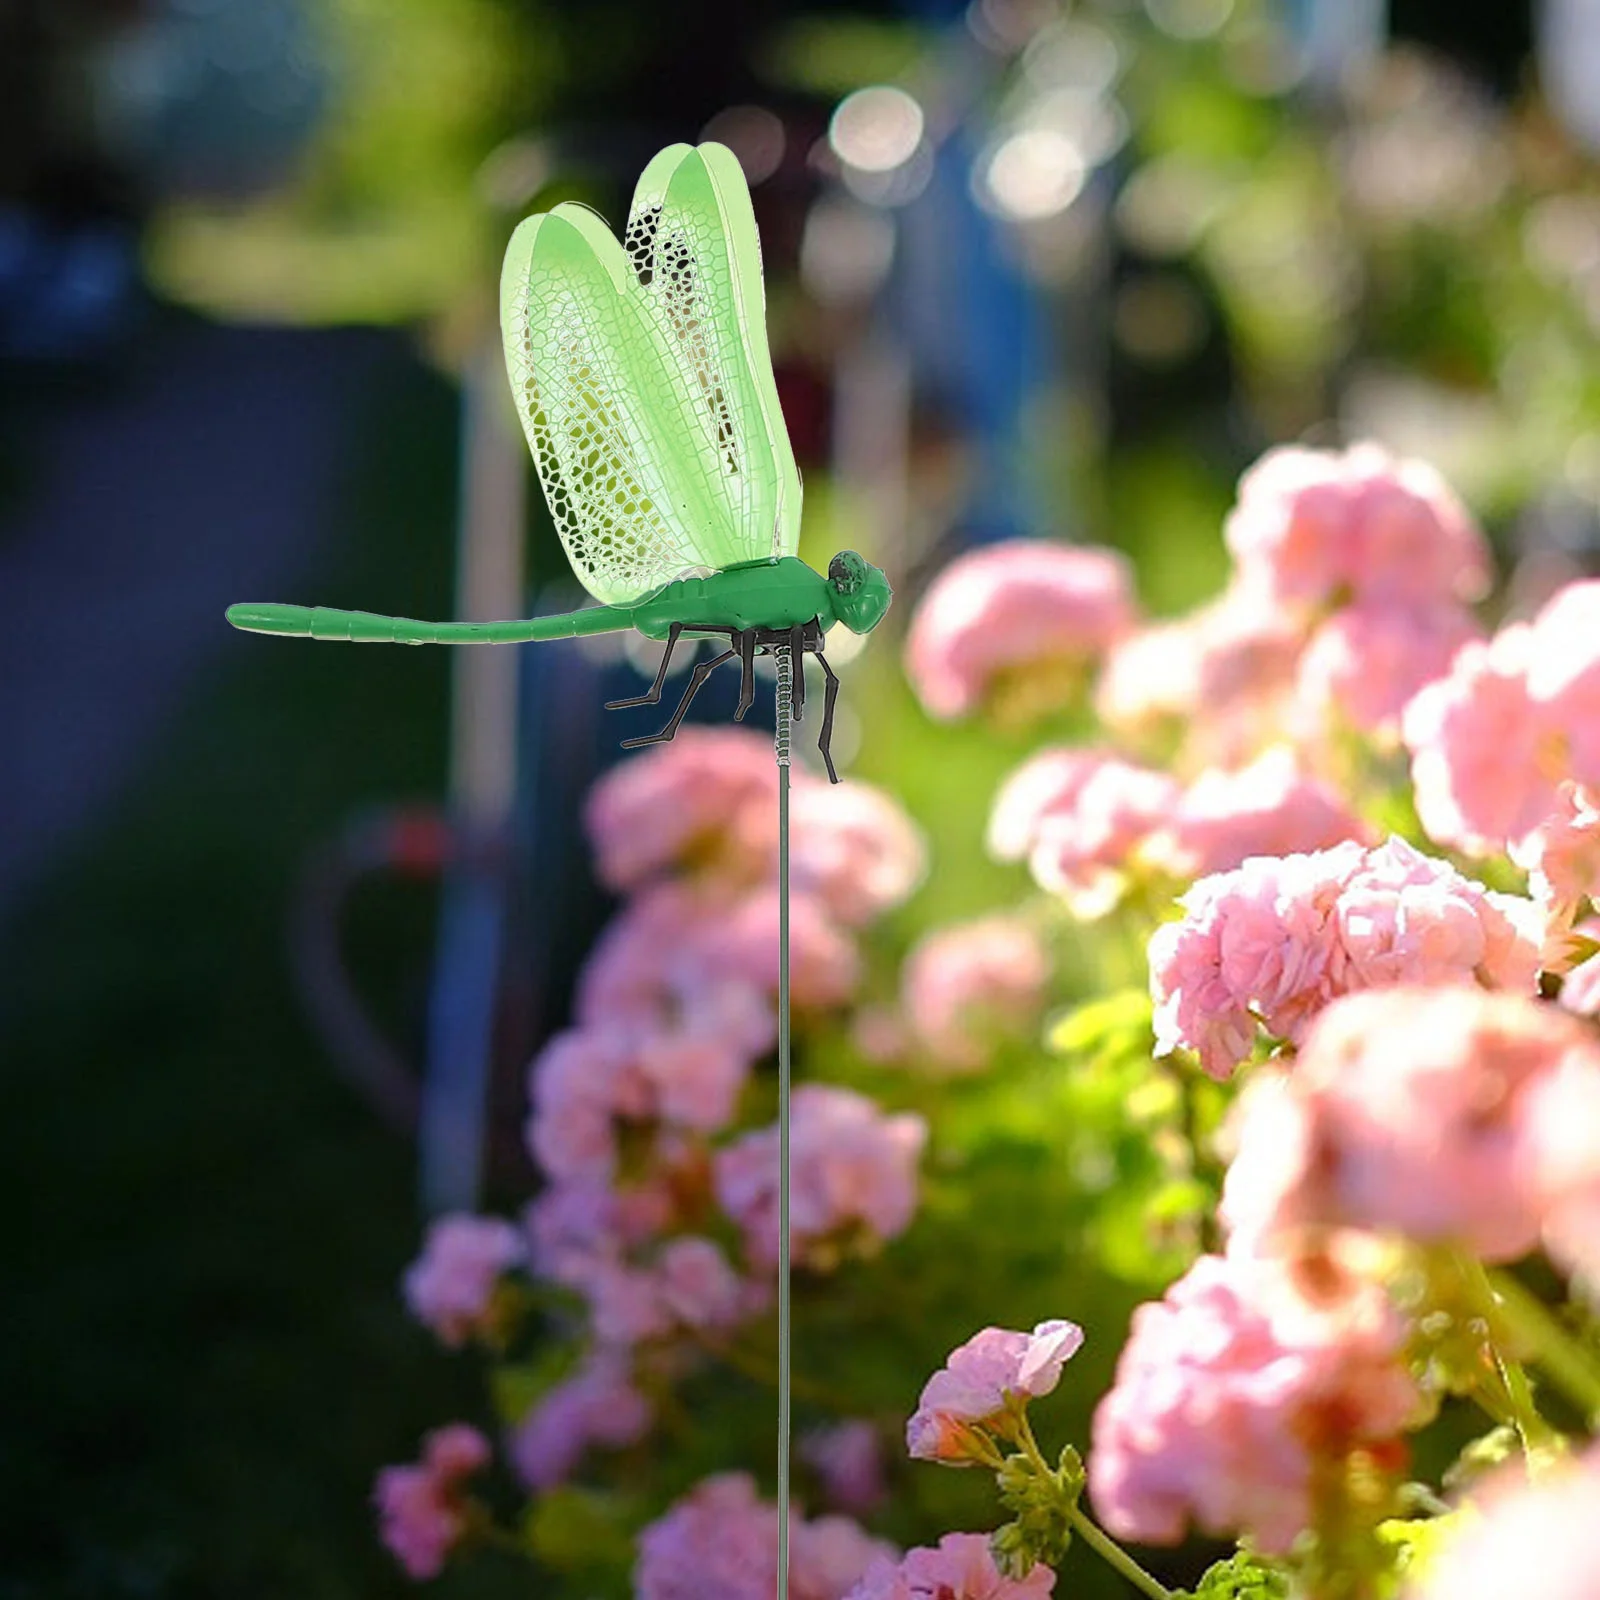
xmin=826 ymin=550 xmax=893 ymax=635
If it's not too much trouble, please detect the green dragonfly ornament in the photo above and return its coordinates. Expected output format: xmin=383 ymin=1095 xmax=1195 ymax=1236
xmin=229 ymin=140 xmax=891 ymax=1599
xmin=227 ymin=140 xmax=892 ymax=781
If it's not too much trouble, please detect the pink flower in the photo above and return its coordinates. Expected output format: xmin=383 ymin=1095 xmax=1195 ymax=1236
xmin=986 ymin=748 xmax=1117 ymax=863
xmin=1511 ymin=783 xmax=1600 ymax=958
xmin=1027 ymin=761 xmax=1182 ymax=917
xmin=1150 ymin=839 xmax=1541 ymax=1080
xmin=1096 ymin=586 xmax=1303 ymax=763
xmin=900 ymin=917 xmax=1051 ymax=1071
xmin=1224 ymin=443 xmax=1489 ymax=611
xmin=1219 ymin=987 xmax=1600 ymax=1261
xmin=575 ymin=884 xmax=777 ymax=1046
xmin=906 ymin=1320 xmax=1084 ymax=1464
xmin=1521 ymin=1047 xmax=1600 ymax=1287
xmin=373 ymin=1424 xmax=490 ymax=1579
xmin=1403 ymin=625 xmax=1560 ymax=856
xmin=846 ymin=1534 xmax=1056 ymax=1600
xmin=654 ymin=1235 xmax=748 ymax=1330
xmin=525 ymin=1179 xmax=673 ymax=1288
xmin=1524 ymin=578 xmax=1600 ymax=785
xmin=1403 ymin=1447 xmax=1600 ymax=1600
xmin=905 ymin=540 xmax=1135 ymax=720
xmin=525 ymin=1015 xmax=755 ymax=1184
xmin=402 ymin=1213 xmax=525 ymax=1346
xmin=635 ymin=1473 xmax=892 ymax=1600
xmin=695 ymin=886 xmax=863 ymax=1009
xmin=1088 ymin=1250 xmax=1420 ymax=1554
xmin=714 ymin=1086 xmax=926 ymax=1269
xmin=784 ymin=779 xmax=927 ymax=927
xmin=1145 ymin=748 xmax=1368 ymax=881
xmin=508 ymin=1350 xmax=651 ymax=1490
xmin=802 ymin=1421 xmax=887 ymax=1516
xmin=583 ymin=727 xmax=774 ymax=890
xmin=1293 ymin=601 xmax=1480 ymax=736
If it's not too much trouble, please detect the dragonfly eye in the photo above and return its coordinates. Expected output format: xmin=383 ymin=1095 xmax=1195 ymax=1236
xmin=828 ymin=550 xmax=867 ymax=595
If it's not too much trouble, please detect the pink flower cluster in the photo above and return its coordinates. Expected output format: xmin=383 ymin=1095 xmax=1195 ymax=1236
xmin=1220 ymin=987 xmax=1600 ymax=1276
xmin=524 ymin=729 xmax=923 ymax=1352
xmin=1405 ymin=1445 xmax=1600 ymax=1600
xmin=1088 ymin=1247 xmax=1420 ymax=1554
xmin=905 ymin=539 xmax=1135 ymax=720
xmin=373 ymin=1424 xmax=489 ymax=1579
xmin=845 ymin=1533 xmax=1056 ymax=1600
xmin=634 ymin=1472 xmax=895 ymax=1600
xmin=1092 ymin=446 xmax=1486 ymax=767
xmin=1150 ymin=837 xmax=1541 ymax=1079
xmin=906 ymin=1320 xmax=1084 ymax=1465
xmin=989 ymin=746 xmax=1364 ymax=919
xmin=1224 ymin=443 xmax=1489 ymax=611
xmin=508 ymin=1349 xmax=651 ymax=1489
xmin=1404 ymin=580 xmax=1600 ymax=856
xmin=715 ymin=1085 xmax=927 ymax=1269
xmin=899 ymin=916 xmax=1052 ymax=1071
xmin=402 ymin=1213 xmax=524 ymax=1346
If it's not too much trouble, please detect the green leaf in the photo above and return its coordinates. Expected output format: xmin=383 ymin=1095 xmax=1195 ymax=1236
xmin=1182 ymin=1550 xmax=1292 ymax=1599
xmin=489 ymin=1342 xmax=582 ymax=1424
xmin=524 ymin=1486 xmax=638 ymax=1581
xmin=1046 ymin=990 xmax=1153 ymax=1059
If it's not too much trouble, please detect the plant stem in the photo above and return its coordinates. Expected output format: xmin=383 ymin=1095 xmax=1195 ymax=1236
xmin=1064 ymin=1502 xmax=1175 ymax=1600
xmin=1486 ymin=1268 xmax=1600 ymax=1425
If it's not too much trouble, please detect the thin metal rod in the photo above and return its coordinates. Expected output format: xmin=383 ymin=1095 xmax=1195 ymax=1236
xmin=774 ymin=645 xmax=793 ymax=1600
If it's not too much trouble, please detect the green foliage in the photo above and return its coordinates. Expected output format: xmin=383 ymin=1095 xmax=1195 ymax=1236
xmin=1180 ymin=1550 xmax=1291 ymax=1600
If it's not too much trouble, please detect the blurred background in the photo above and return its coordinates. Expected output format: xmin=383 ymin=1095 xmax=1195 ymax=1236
xmin=5 ymin=0 xmax=1600 ymax=1594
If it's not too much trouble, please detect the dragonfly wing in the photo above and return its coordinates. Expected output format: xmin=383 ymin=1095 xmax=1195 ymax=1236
xmin=626 ymin=142 xmax=803 ymax=565
xmin=501 ymin=203 xmax=735 ymax=605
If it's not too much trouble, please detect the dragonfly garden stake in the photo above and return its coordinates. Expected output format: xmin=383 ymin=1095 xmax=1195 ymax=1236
xmin=228 ymin=141 xmax=893 ymax=1598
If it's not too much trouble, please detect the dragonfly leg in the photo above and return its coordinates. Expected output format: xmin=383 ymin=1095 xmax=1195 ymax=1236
xmin=619 ymin=647 xmax=736 ymax=749
xmin=815 ymin=649 xmax=840 ymax=784
xmin=734 ymin=630 xmax=757 ymax=721
xmin=605 ymin=622 xmax=684 ymax=710
xmin=788 ymin=625 xmax=805 ymax=723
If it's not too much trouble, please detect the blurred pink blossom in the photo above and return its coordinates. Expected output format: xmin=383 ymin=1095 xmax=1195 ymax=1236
xmin=509 ymin=1350 xmax=652 ymax=1490
xmin=584 ymin=727 xmax=774 ymax=891
xmin=802 ymin=1421 xmax=887 ymax=1515
xmin=986 ymin=747 xmax=1121 ymax=863
xmin=900 ymin=916 xmax=1051 ymax=1071
xmin=654 ymin=1235 xmax=748 ymax=1331
xmin=1403 ymin=1447 xmax=1600 ymax=1600
xmin=905 ymin=540 xmax=1135 ymax=720
xmin=1145 ymin=748 xmax=1368 ymax=881
xmin=525 ymin=1020 xmax=749 ymax=1185
xmin=1220 ymin=987 xmax=1600 ymax=1261
xmin=1511 ymin=783 xmax=1600 ymax=961
xmin=779 ymin=779 xmax=927 ymax=927
xmin=1027 ymin=761 xmax=1182 ymax=917
xmin=575 ymin=884 xmax=777 ymax=1044
xmin=846 ymin=1534 xmax=1056 ymax=1599
xmin=906 ymin=1320 xmax=1084 ymax=1464
xmin=1088 ymin=1249 xmax=1420 ymax=1554
xmin=1524 ymin=578 xmax=1600 ymax=785
xmin=373 ymin=1424 xmax=490 ymax=1579
xmin=1096 ymin=586 xmax=1303 ymax=762
xmin=696 ymin=886 xmax=863 ymax=1009
xmin=402 ymin=1213 xmax=524 ymax=1347
xmin=1293 ymin=601 xmax=1480 ymax=736
xmin=635 ymin=1473 xmax=893 ymax=1600
xmin=715 ymin=1086 xmax=926 ymax=1269
xmin=1224 ymin=443 xmax=1489 ymax=611
xmin=1522 ymin=1047 xmax=1600 ymax=1287
xmin=1403 ymin=624 xmax=1558 ymax=856
xmin=1150 ymin=838 xmax=1541 ymax=1079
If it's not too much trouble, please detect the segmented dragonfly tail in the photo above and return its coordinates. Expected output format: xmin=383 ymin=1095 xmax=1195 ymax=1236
xmin=225 ymin=603 xmax=634 ymax=645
